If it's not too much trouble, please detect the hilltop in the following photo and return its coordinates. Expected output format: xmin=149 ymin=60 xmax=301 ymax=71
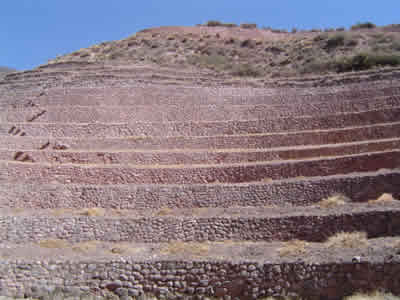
xmin=46 ymin=22 xmax=400 ymax=78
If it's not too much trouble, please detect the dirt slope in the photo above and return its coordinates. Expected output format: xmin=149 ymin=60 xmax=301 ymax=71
xmin=46 ymin=23 xmax=400 ymax=78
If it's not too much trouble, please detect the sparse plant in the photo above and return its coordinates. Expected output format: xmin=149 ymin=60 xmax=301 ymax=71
xmin=205 ymin=20 xmax=237 ymax=27
xmin=391 ymin=40 xmax=400 ymax=51
xmin=231 ymin=63 xmax=261 ymax=77
xmin=240 ymin=39 xmax=254 ymax=48
xmin=206 ymin=20 xmax=223 ymax=27
xmin=334 ymin=52 xmax=400 ymax=72
xmin=240 ymin=23 xmax=257 ymax=29
xmin=325 ymin=33 xmax=346 ymax=49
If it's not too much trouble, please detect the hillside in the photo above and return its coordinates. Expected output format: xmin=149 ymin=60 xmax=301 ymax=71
xmin=0 ymin=66 xmax=15 ymax=78
xmin=0 ymin=23 xmax=400 ymax=300
xmin=47 ymin=22 xmax=400 ymax=78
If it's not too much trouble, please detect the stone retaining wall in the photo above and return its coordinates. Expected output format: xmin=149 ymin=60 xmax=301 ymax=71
xmin=0 ymin=209 xmax=399 ymax=244
xmin=3 ymin=151 xmax=400 ymax=184
xmin=28 ymin=83 xmax=400 ymax=106
xmin=2 ymin=139 xmax=399 ymax=165
xmin=2 ymin=95 xmax=399 ymax=123
xmin=2 ymin=122 xmax=399 ymax=151
xmin=1 ymin=171 xmax=399 ymax=209
xmin=0 ymin=259 xmax=399 ymax=300
xmin=1 ymin=107 xmax=399 ymax=138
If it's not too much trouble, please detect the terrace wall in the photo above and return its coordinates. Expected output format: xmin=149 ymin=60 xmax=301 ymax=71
xmin=1 ymin=171 xmax=399 ymax=209
xmin=0 ymin=209 xmax=399 ymax=244
xmin=0 ymin=259 xmax=399 ymax=300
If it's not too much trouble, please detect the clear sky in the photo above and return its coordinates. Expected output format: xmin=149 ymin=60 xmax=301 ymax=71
xmin=1 ymin=0 xmax=399 ymax=70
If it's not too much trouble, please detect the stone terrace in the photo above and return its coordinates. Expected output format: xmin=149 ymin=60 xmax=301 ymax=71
xmin=0 ymin=62 xmax=400 ymax=300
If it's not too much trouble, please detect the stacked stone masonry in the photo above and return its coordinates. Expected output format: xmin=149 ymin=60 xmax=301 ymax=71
xmin=0 ymin=208 xmax=399 ymax=244
xmin=0 ymin=259 xmax=399 ymax=300
xmin=1 ymin=58 xmax=400 ymax=300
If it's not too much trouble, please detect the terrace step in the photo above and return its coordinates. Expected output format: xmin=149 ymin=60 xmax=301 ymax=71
xmin=0 ymin=237 xmax=399 ymax=299
xmin=3 ymin=81 xmax=400 ymax=108
xmin=2 ymin=138 xmax=399 ymax=165
xmin=0 ymin=204 xmax=399 ymax=244
xmin=2 ymin=170 xmax=398 ymax=209
xmin=1 ymin=122 xmax=399 ymax=151
xmin=2 ymin=95 xmax=400 ymax=123
xmin=1 ymin=107 xmax=399 ymax=138
xmin=0 ymin=237 xmax=397 ymax=264
xmin=2 ymin=150 xmax=399 ymax=185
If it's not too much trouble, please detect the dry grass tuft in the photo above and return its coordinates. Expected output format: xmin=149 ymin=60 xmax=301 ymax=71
xmin=51 ymin=208 xmax=75 ymax=216
xmin=261 ymin=177 xmax=273 ymax=183
xmin=156 ymin=207 xmax=173 ymax=216
xmin=345 ymin=291 xmax=400 ymax=300
xmin=38 ymin=239 xmax=70 ymax=249
xmin=72 ymin=241 xmax=100 ymax=253
xmin=161 ymin=241 xmax=210 ymax=257
xmin=11 ymin=208 xmax=25 ymax=214
xmin=368 ymin=193 xmax=397 ymax=205
xmin=390 ymin=239 xmax=400 ymax=250
xmin=79 ymin=207 xmax=106 ymax=217
xmin=109 ymin=243 xmax=145 ymax=255
xmin=318 ymin=194 xmax=350 ymax=208
xmin=278 ymin=239 xmax=308 ymax=257
xmin=110 ymin=247 xmax=126 ymax=254
xmin=325 ymin=232 xmax=368 ymax=249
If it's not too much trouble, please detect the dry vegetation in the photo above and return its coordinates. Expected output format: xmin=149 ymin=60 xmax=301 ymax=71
xmin=71 ymin=241 xmax=101 ymax=253
xmin=155 ymin=207 xmax=174 ymax=216
xmin=38 ymin=239 xmax=70 ymax=249
xmin=344 ymin=292 xmax=400 ymax=300
xmin=317 ymin=194 xmax=350 ymax=208
xmin=160 ymin=241 xmax=210 ymax=257
xmin=325 ymin=232 xmax=369 ymax=249
xmin=48 ymin=22 xmax=400 ymax=78
xmin=278 ymin=239 xmax=308 ymax=257
xmin=368 ymin=193 xmax=397 ymax=205
xmin=79 ymin=207 xmax=106 ymax=217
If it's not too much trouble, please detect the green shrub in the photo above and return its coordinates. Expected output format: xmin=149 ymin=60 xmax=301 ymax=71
xmin=391 ymin=41 xmax=400 ymax=51
xmin=271 ymin=28 xmax=288 ymax=33
xmin=335 ymin=52 xmax=400 ymax=72
xmin=351 ymin=22 xmax=376 ymax=30
xmin=205 ymin=20 xmax=237 ymax=27
xmin=232 ymin=64 xmax=261 ymax=77
xmin=206 ymin=20 xmax=223 ymax=27
xmin=222 ymin=23 xmax=238 ymax=28
xmin=325 ymin=34 xmax=346 ymax=49
xmin=240 ymin=23 xmax=257 ymax=29
xmin=240 ymin=39 xmax=254 ymax=48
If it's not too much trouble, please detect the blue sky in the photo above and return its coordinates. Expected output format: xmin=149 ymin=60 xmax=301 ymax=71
xmin=1 ymin=0 xmax=399 ymax=70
